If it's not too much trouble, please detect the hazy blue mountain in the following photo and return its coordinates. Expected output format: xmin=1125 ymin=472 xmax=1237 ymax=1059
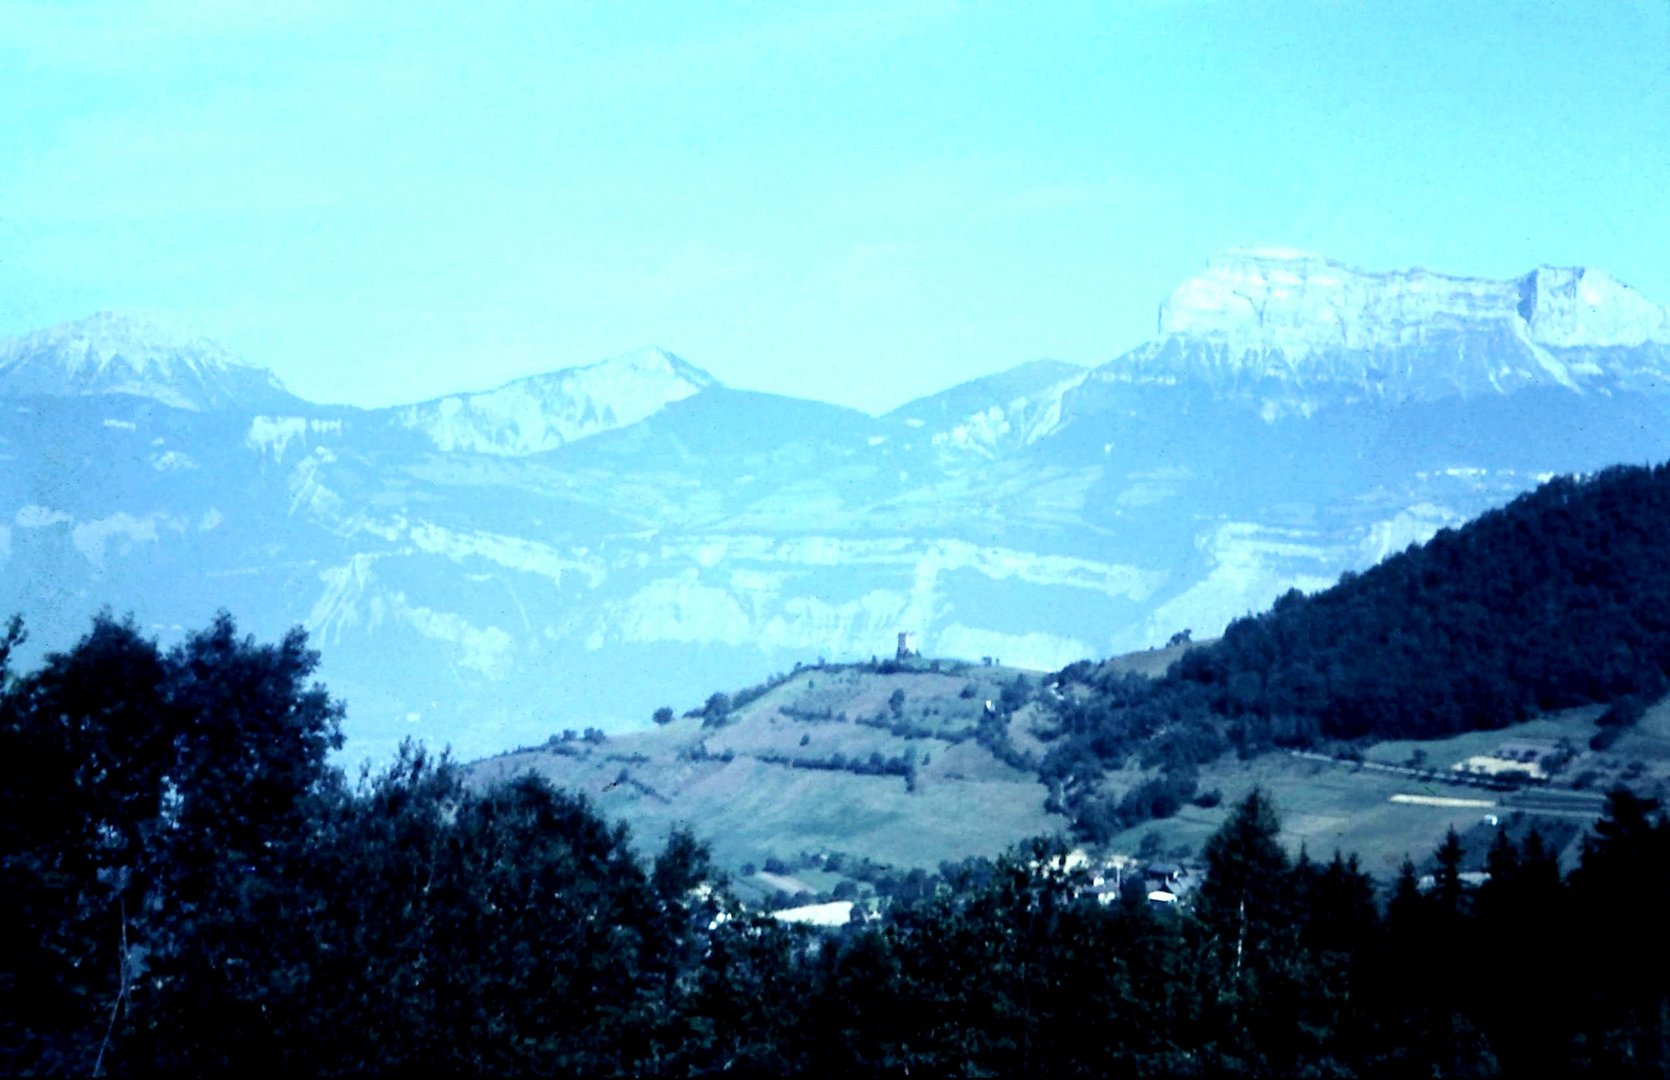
xmin=884 ymin=358 xmax=1086 ymax=461
xmin=393 ymin=346 xmax=719 ymax=455
xmin=0 ymin=311 xmax=302 ymax=413
xmin=4 ymin=254 xmax=1668 ymax=764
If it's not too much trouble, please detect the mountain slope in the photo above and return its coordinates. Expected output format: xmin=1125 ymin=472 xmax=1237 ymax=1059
xmin=1047 ymin=462 xmax=1670 ymax=842
xmin=0 ymin=311 xmax=299 ymax=412
xmin=392 ymin=346 xmax=718 ymax=455
xmin=1176 ymin=462 xmax=1670 ymax=739
xmin=5 ymin=252 xmax=1670 ymax=765
xmin=1081 ymin=249 xmax=1670 ymax=417
xmin=885 ymin=359 xmax=1086 ymax=459
xmin=471 ymin=659 xmax=1065 ymax=880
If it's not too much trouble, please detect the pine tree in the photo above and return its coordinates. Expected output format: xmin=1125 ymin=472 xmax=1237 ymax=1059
xmin=1191 ymin=788 xmax=1308 ymax=1072
xmin=1433 ymin=825 xmax=1467 ymax=918
xmin=1568 ymin=788 xmax=1670 ymax=1073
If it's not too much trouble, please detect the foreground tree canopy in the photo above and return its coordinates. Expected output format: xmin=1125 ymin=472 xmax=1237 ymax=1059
xmin=4 ymin=612 xmax=1670 ymax=1075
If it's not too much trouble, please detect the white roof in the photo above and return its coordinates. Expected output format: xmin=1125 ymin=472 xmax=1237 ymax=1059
xmin=769 ymin=900 xmax=854 ymax=927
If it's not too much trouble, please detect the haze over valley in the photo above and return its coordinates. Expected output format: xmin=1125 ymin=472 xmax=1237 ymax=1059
xmin=11 ymin=3 xmax=1670 ymax=1071
xmin=5 ymin=251 xmax=1668 ymax=762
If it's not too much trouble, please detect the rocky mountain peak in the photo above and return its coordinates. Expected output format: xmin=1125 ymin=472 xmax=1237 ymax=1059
xmin=1514 ymin=265 xmax=1670 ymax=348
xmin=1086 ymin=252 xmax=1670 ymax=414
xmin=393 ymin=346 xmax=720 ymax=456
xmin=0 ymin=310 xmax=293 ymax=411
xmin=1157 ymin=250 xmax=1670 ymax=354
xmin=596 ymin=345 xmax=719 ymax=390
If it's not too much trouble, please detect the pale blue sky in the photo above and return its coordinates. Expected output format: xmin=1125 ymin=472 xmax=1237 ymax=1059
xmin=3 ymin=1 xmax=1667 ymax=413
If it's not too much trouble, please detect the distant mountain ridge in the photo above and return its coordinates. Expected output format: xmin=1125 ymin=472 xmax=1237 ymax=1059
xmin=0 ymin=311 xmax=297 ymax=412
xmin=11 ymin=252 xmax=1668 ymax=426
xmin=887 ymin=359 xmax=1086 ymax=460
xmin=1162 ymin=248 xmax=1670 ymax=352
xmin=394 ymin=346 xmax=719 ymax=456
xmin=1097 ymin=250 xmax=1670 ymax=417
xmin=4 ymin=252 xmax=1670 ymax=763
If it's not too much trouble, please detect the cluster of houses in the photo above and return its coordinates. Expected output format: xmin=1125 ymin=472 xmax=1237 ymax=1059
xmin=1453 ymin=738 xmax=1555 ymax=781
xmin=768 ymin=851 xmax=1204 ymax=929
xmin=1049 ymin=849 xmax=1200 ymax=908
xmin=1083 ymin=853 xmax=1199 ymax=907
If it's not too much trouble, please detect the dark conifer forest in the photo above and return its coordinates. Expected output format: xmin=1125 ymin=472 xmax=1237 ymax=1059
xmin=1050 ymin=462 xmax=1670 ymax=839
xmin=8 ymin=464 xmax=1670 ymax=1074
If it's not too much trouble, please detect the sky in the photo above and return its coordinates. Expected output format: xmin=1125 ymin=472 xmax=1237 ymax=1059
xmin=2 ymin=0 xmax=1668 ymax=415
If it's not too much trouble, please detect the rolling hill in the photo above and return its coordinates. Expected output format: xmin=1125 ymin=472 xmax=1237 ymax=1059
xmin=466 ymin=463 xmax=1670 ymax=895
xmin=470 ymin=658 xmax=1066 ymax=903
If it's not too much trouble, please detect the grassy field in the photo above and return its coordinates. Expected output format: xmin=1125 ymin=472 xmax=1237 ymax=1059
xmin=1095 ymin=638 xmax=1213 ymax=679
xmin=1098 ymin=754 xmax=1498 ymax=877
xmin=472 ymin=659 xmax=1066 ymax=899
xmin=1098 ymin=750 xmax=1612 ymax=879
xmin=1362 ymin=699 xmax=1670 ymax=802
xmin=470 ymin=650 xmax=1665 ymax=899
xmin=1102 ymin=697 xmax=1665 ymax=878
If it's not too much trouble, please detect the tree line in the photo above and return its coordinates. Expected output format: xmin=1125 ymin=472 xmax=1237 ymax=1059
xmin=1047 ymin=463 xmax=1670 ymax=840
xmin=6 ymin=611 xmax=1670 ymax=1074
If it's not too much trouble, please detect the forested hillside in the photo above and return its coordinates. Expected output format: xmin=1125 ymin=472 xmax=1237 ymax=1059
xmin=6 ymin=612 xmax=1670 ymax=1075
xmin=1050 ymin=463 xmax=1670 ymax=840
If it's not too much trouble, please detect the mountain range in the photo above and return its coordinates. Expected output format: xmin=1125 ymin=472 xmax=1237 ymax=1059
xmin=4 ymin=250 xmax=1668 ymax=763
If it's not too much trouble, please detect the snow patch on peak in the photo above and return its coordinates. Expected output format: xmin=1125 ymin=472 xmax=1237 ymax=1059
xmin=1516 ymin=266 xmax=1670 ymax=347
xmin=0 ymin=310 xmax=292 ymax=411
xmin=892 ymin=359 xmax=1088 ymax=459
xmin=396 ymin=346 xmax=719 ymax=455
xmin=12 ymin=312 xmax=238 ymax=372
xmin=930 ymin=376 xmax=1084 ymax=459
xmin=595 ymin=345 xmax=718 ymax=388
xmin=246 ymin=415 xmax=344 ymax=461
xmin=1112 ymin=252 xmax=1670 ymax=411
xmin=1159 ymin=252 xmax=1670 ymax=355
xmin=1160 ymin=253 xmax=1509 ymax=350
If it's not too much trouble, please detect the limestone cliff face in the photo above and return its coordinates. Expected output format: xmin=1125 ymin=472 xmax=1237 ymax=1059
xmin=1512 ymin=265 xmax=1670 ymax=348
xmin=1091 ymin=250 xmax=1670 ymax=414
xmin=1159 ymin=249 xmax=1669 ymax=351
